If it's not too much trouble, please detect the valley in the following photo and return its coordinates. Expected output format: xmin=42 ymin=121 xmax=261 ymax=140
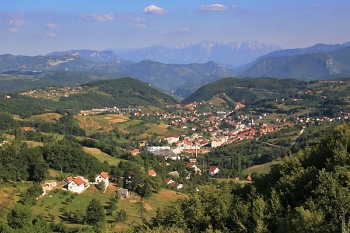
xmin=0 ymin=74 xmax=349 ymax=232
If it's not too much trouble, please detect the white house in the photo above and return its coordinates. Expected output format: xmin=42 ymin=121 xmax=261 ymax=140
xmin=68 ymin=177 xmax=85 ymax=193
xmin=208 ymin=166 xmax=220 ymax=177
xmin=95 ymin=172 xmax=109 ymax=185
xmin=165 ymin=135 xmax=180 ymax=144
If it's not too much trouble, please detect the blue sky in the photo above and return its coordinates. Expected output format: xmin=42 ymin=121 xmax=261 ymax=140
xmin=1 ymin=0 xmax=350 ymax=55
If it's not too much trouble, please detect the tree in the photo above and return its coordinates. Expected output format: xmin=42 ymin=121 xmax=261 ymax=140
xmin=7 ymin=204 xmax=33 ymax=229
xmin=115 ymin=209 xmax=128 ymax=223
xmin=85 ymin=198 xmax=105 ymax=224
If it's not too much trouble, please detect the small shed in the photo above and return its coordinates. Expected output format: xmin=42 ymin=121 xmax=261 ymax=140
xmin=117 ymin=188 xmax=130 ymax=199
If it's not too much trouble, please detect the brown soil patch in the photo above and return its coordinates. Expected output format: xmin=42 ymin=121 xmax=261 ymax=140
xmin=143 ymin=202 xmax=153 ymax=211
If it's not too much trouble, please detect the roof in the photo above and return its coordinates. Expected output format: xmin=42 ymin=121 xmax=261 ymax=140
xmin=165 ymin=135 xmax=180 ymax=138
xmin=100 ymin=172 xmax=108 ymax=179
xmin=148 ymin=169 xmax=157 ymax=176
xmin=117 ymin=188 xmax=129 ymax=195
xmin=164 ymin=178 xmax=171 ymax=184
xmin=186 ymin=163 xmax=194 ymax=168
xmin=73 ymin=177 xmax=84 ymax=186
xmin=66 ymin=176 xmax=73 ymax=182
xmin=209 ymin=166 xmax=218 ymax=172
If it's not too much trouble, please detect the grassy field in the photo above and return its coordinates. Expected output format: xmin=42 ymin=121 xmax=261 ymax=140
xmin=83 ymin=147 xmax=125 ymax=166
xmin=145 ymin=123 xmax=169 ymax=134
xmin=117 ymin=119 xmax=142 ymax=132
xmin=0 ymin=183 xmax=33 ymax=222
xmin=243 ymin=160 xmax=281 ymax=175
xmin=23 ymin=140 xmax=44 ymax=147
xmin=30 ymin=184 xmax=186 ymax=231
xmin=28 ymin=113 xmax=62 ymax=122
xmin=76 ymin=114 xmax=129 ymax=135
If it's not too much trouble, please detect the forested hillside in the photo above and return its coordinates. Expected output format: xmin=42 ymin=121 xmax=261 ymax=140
xmin=0 ymin=77 xmax=177 ymax=118
xmin=183 ymin=77 xmax=307 ymax=104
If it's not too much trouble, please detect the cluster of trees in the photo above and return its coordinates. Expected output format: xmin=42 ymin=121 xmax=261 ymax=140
xmin=1 ymin=196 xmax=112 ymax=233
xmin=205 ymin=139 xmax=290 ymax=178
xmin=0 ymin=141 xmax=49 ymax=182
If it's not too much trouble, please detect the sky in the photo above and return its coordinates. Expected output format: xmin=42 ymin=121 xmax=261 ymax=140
xmin=1 ymin=0 xmax=350 ymax=55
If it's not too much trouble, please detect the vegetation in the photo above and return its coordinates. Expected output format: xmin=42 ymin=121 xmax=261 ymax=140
xmin=0 ymin=75 xmax=350 ymax=232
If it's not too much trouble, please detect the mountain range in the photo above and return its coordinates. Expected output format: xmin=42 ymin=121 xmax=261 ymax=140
xmin=1 ymin=41 xmax=350 ymax=97
xmin=113 ymin=41 xmax=281 ymax=67
xmin=241 ymin=43 xmax=350 ymax=79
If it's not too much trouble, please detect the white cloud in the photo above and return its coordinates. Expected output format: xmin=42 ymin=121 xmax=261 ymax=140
xmin=133 ymin=23 xmax=147 ymax=28
xmin=46 ymin=32 xmax=56 ymax=38
xmin=78 ymin=13 xmax=114 ymax=22
xmin=143 ymin=5 xmax=167 ymax=15
xmin=232 ymin=5 xmax=238 ymax=9
xmin=9 ymin=19 xmax=24 ymax=26
xmin=127 ymin=15 xmax=146 ymax=22
xmin=179 ymin=27 xmax=192 ymax=32
xmin=9 ymin=28 xmax=19 ymax=32
xmin=199 ymin=4 xmax=228 ymax=11
xmin=47 ymin=23 xmax=58 ymax=29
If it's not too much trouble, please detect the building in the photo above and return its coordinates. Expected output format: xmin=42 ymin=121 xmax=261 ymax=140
xmin=148 ymin=169 xmax=157 ymax=177
xmin=67 ymin=177 xmax=85 ymax=193
xmin=95 ymin=172 xmax=109 ymax=185
xmin=208 ymin=166 xmax=220 ymax=177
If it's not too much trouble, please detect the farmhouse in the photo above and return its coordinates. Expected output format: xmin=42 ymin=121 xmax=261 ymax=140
xmin=208 ymin=166 xmax=220 ymax=177
xmin=129 ymin=149 xmax=140 ymax=156
xmin=67 ymin=177 xmax=86 ymax=193
xmin=95 ymin=172 xmax=109 ymax=185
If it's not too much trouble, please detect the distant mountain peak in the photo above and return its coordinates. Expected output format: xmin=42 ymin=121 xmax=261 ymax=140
xmin=46 ymin=49 xmax=121 ymax=64
xmin=115 ymin=40 xmax=281 ymax=66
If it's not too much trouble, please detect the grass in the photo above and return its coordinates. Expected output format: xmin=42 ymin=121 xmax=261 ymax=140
xmin=23 ymin=141 xmax=44 ymax=147
xmin=0 ymin=183 xmax=32 ymax=222
xmin=243 ymin=160 xmax=281 ymax=175
xmin=117 ymin=119 xmax=142 ymax=132
xmin=145 ymin=123 xmax=169 ymax=135
xmin=28 ymin=113 xmax=62 ymax=122
xmin=31 ymin=184 xmax=186 ymax=231
xmin=75 ymin=114 xmax=129 ymax=135
xmin=83 ymin=147 xmax=126 ymax=166
xmin=33 ymin=185 xmax=113 ymax=226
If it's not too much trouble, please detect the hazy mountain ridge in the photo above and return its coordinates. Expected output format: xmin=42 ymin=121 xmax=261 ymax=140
xmin=114 ymin=41 xmax=281 ymax=67
xmin=0 ymin=53 xmax=235 ymax=95
xmin=240 ymin=44 xmax=350 ymax=79
xmin=46 ymin=50 xmax=128 ymax=64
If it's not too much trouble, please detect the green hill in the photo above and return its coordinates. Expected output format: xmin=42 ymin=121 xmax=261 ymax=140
xmin=182 ymin=77 xmax=307 ymax=105
xmin=0 ymin=77 xmax=177 ymax=118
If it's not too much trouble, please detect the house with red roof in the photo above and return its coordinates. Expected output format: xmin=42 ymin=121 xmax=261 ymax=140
xmin=164 ymin=178 xmax=174 ymax=185
xmin=208 ymin=166 xmax=220 ymax=177
xmin=129 ymin=149 xmax=140 ymax=156
xmin=67 ymin=177 xmax=85 ymax=193
xmin=95 ymin=172 xmax=109 ymax=185
xmin=148 ymin=169 xmax=157 ymax=177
